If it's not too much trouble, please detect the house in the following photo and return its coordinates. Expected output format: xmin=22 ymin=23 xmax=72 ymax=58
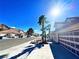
xmin=0 ymin=24 xmax=25 ymax=39
xmin=18 ymin=29 xmax=26 ymax=38
xmin=0 ymin=28 xmax=21 ymax=39
xmin=51 ymin=17 xmax=79 ymax=56
xmin=0 ymin=24 xmax=10 ymax=31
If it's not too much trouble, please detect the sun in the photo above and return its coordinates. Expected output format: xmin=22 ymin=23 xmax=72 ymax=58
xmin=50 ymin=7 xmax=61 ymax=17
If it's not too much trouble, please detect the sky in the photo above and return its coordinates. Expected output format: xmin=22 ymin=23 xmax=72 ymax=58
xmin=0 ymin=0 xmax=79 ymax=33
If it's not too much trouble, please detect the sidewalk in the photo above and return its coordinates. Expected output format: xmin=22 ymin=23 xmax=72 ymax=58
xmin=27 ymin=44 xmax=54 ymax=59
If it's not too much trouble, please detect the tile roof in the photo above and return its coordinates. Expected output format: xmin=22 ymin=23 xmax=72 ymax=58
xmin=0 ymin=29 xmax=20 ymax=34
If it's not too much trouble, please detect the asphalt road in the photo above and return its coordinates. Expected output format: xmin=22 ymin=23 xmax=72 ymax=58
xmin=0 ymin=37 xmax=35 ymax=51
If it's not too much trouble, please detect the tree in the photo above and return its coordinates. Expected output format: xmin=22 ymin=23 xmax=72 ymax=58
xmin=38 ymin=15 xmax=46 ymax=43
xmin=27 ymin=28 xmax=34 ymax=37
xmin=47 ymin=24 xmax=51 ymax=39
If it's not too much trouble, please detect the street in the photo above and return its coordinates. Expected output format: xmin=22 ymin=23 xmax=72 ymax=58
xmin=0 ymin=37 xmax=35 ymax=51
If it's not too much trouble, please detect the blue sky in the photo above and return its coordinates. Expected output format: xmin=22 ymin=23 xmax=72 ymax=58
xmin=0 ymin=0 xmax=79 ymax=33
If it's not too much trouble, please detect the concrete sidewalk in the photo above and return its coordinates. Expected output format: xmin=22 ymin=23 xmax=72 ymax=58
xmin=27 ymin=44 xmax=54 ymax=59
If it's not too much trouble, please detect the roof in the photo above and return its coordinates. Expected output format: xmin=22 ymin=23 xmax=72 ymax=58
xmin=0 ymin=24 xmax=10 ymax=29
xmin=0 ymin=29 xmax=20 ymax=34
xmin=65 ymin=17 xmax=79 ymax=23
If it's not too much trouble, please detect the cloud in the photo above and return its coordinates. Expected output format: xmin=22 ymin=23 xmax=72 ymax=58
xmin=11 ymin=27 xmax=16 ymax=28
xmin=34 ymin=30 xmax=41 ymax=34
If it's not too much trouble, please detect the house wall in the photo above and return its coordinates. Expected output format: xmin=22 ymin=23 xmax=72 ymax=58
xmin=52 ymin=17 xmax=79 ymax=57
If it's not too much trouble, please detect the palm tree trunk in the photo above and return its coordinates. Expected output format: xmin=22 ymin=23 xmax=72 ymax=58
xmin=42 ymin=24 xmax=44 ymax=42
xmin=49 ymin=28 xmax=50 ymax=39
xmin=42 ymin=20 xmax=47 ymax=43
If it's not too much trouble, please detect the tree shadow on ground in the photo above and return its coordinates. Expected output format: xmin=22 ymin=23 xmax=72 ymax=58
xmin=0 ymin=54 xmax=8 ymax=59
xmin=9 ymin=43 xmax=44 ymax=59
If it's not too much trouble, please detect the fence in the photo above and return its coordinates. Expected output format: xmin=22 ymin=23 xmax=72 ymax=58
xmin=58 ymin=30 xmax=79 ymax=57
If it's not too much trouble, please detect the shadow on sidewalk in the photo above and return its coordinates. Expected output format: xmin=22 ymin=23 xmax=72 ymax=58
xmin=0 ymin=54 xmax=8 ymax=59
xmin=9 ymin=43 xmax=44 ymax=59
xmin=50 ymin=42 xmax=79 ymax=59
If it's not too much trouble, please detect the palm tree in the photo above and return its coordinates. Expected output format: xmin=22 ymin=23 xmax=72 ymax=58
xmin=47 ymin=24 xmax=51 ymax=39
xmin=38 ymin=15 xmax=46 ymax=43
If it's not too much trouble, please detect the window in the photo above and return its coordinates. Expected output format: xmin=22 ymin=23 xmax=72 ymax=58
xmin=66 ymin=41 xmax=70 ymax=45
xmin=69 ymin=38 xmax=74 ymax=41
xmin=76 ymin=44 xmax=79 ymax=49
xmin=74 ymin=32 xmax=79 ymax=35
xmin=71 ymin=48 xmax=75 ymax=53
xmin=77 ymin=51 xmax=79 ymax=55
xmin=75 ymin=38 xmax=79 ymax=42
xmin=70 ymin=43 xmax=75 ymax=47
